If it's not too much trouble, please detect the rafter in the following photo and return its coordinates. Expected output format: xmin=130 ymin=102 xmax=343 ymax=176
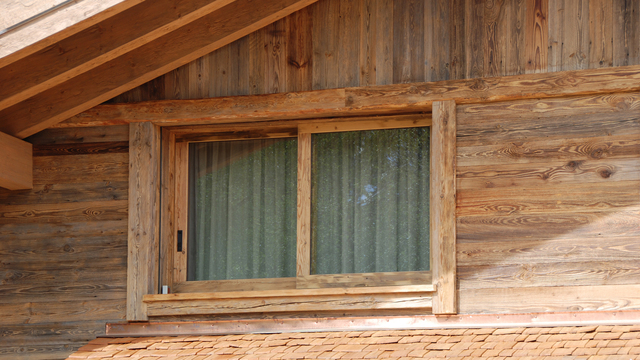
xmin=0 ymin=0 xmax=319 ymax=139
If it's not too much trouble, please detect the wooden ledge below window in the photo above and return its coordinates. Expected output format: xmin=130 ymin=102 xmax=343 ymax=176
xmin=143 ymin=285 xmax=436 ymax=317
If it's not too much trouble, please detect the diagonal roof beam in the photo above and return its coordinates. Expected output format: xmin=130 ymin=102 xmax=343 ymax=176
xmin=0 ymin=0 xmax=237 ymax=114
xmin=0 ymin=0 xmax=319 ymax=139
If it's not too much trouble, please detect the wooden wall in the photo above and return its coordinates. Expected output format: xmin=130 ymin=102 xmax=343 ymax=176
xmin=0 ymin=126 xmax=129 ymax=359
xmin=456 ymin=93 xmax=640 ymax=313
xmin=109 ymin=0 xmax=640 ymax=103
xmin=2 ymin=0 xmax=640 ymax=359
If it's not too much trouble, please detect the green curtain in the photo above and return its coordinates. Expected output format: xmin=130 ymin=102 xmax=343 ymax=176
xmin=311 ymin=128 xmax=430 ymax=275
xmin=187 ymin=139 xmax=297 ymax=281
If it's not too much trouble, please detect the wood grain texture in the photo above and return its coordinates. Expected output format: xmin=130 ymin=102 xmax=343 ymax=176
xmin=173 ymin=142 xmax=189 ymax=284
xmin=127 ymin=122 xmax=161 ymax=320
xmin=0 ymin=0 xmax=321 ymax=139
xmin=146 ymin=292 xmax=432 ymax=316
xmin=0 ymin=0 xmax=237 ymax=114
xmin=0 ymin=131 xmax=32 ymax=190
xmin=174 ymin=278 xmax=297 ymax=293
xmin=297 ymin=271 xmax=432 ymax=289
xmin=430 ymin=100 xmax=457 ymax=315
xmin=525 ymin=0 xmax=548 ymax=73
xmin=296 ymin=132 xmax=311 ymax=277
xmin=61 ymin=65 xmax=640 ymax=128
xmin=459 ymin=284 xmax=640 ymax=314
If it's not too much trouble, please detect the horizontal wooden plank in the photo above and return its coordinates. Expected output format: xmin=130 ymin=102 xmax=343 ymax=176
xmin=297 ymin=271 xmax=433 ymax=289
xmin=60 ymin=65 xmax=640 ymax=128
xmin=459 ymin=284 xmax=640 ymax=314
xmin=458 ymin=260 xmax=640 ymax=289
xmin=1 ymin=257 xmax=127 ymax=272
xmin=174 ymin=278 xmax=297 ymax=293
xmin=0 ymin=200 xmax=128 ymax=224
xmin=146 ymin=285 xmax=436 ymax=302
xmin=0 ymin=320 xmax=106 ymax=345
xmin=0 ymin=280 xmax=126 ymax=304
xmin=0 ymin=220 xmax=127 ymax=241
xmin=33 ymin=153 xmax=128 ymax=184
xmin=33 ymin=141 xmax=129 ymax=156
xmin=457 ymin=236 xmax=640 ymax=265
xmin=146 ymin=293 xmax=433 ymax=316
xmin=458 ymin=209 xmax=640 ymax=243
xmin=457 ymin=92 xmax=640 ymax=123
xmin=1 ymin=299 xmax=125 ymax=326
xmin=457 ymin=108 xmax=640 ymax=147
xmin=0 ymin=266 xmax=126 ymax=288
xmin=298 ymin=115 xmax=431 ymax=133
xmin=25 ymin=125 xmax=129 ymax=145
xmin=457 ymin=157 xmax=640 ymax=190
xmin=457 ymin=180 xmax=640 ymax=216
xmin=172 ymin=114 xmax=431 ymax=142
xmin=0 ymin=235 xmax=126 ymax=260
xmin=0 ymin=344 xmax=81 ymax=360
xmin=457 ymin=135 xmax=640 ymax=167
xmin=0 ymin=181 xmax=128 ymax=206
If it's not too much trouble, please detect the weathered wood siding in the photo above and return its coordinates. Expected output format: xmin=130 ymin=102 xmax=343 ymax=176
xmin=1 ymin=0 xmax=640 ymax=359
xmin=0 ymin=126 xmax=129 ymax=359
xmin=110 ymin=0 xmax=640 ymax=103
xmin=456 ymin=93 xmax=640 ymax=313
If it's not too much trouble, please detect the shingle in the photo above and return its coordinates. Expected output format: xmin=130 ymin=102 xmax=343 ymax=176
xmin=65 ymin=324 xmax=640 ymax=359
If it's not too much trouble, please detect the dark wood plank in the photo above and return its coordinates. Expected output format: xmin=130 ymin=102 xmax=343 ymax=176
xmin=0 ymin=181 xmax=128 ymax=206
xmin=393 ymin=0 xmax=425 ymax=83
xmin=33 ymin=141 xmax=128 ymax=156
xmin=0 ymin=220 xmax=127 ymax=241
xmin=1 ymin=299 xmax=125 ymax=326
xmin=0 ymin=320 xmax=107 ymax=345
xmin=525 ymin=0 xmax=548 ymax=73
xmin=424 ymin=0 xmax=451 ymax=81
xmin=375 ymin=0 xmax=394 ymax=85
xmin=32 ymin=153 xmax=128 ymax=185
xmin=25 ymin=125 xmax=129 ymax=145
xmin=286 ymin=7 xmax=313 ymax=92
xmin=0 ymin=200 xmax=128 ymax=224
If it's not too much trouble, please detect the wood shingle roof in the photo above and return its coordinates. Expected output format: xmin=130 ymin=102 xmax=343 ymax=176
xmin=67 ymin=325 xmax=640 ymax=359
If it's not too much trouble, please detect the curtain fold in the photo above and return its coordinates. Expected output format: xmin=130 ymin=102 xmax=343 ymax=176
xmin=187 ymin=139 xmax=297 ymax=281
xmin=311 ymin=128 xmax=430 ymax=275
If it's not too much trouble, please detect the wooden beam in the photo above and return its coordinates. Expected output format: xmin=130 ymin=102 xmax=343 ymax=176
xmin=0 ymin=131 xmax=32 ymax=190
xmin=430 ymin=100 xmax=457 ymax=315
xmin=0 ymin=0 xmax=238 ymax=114
xmin=0 ymin=0 xmax=142 ymax=65
xmin=296 ymin=132 xmax=311 ymax=277
xmin=0 ymin=0 xmax=320 ymax=139
xmin=127 ymin=122 xmax=161 ymax=321
xmin=58 ymin=65 xmax=640 ymax=128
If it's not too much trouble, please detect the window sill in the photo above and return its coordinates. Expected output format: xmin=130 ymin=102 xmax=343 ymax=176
xmin=143 ymin=285 xmax=436 ymax=316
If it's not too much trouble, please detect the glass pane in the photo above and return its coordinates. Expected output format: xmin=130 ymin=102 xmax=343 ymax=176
xmin=311 ymin=127 xmax=430 ymax=275
xmin=187 ymin=138 xmax=297 ymax=281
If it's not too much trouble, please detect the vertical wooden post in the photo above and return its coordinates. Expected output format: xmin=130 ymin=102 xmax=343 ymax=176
xmin=431 ymin=100 xmax=457 ymax=315
xmin=297 ymin=132 xmax=311 ymax=277
xmin=127 ymin=122 xmax=161 ymax=321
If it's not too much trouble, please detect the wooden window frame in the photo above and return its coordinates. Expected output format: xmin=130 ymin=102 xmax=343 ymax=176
xmin=139 ymin=102 xmax=456 ymax=319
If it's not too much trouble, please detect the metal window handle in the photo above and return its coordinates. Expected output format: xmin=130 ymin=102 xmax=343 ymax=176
xmin=177 ymin=230 xmax=183 ymax=252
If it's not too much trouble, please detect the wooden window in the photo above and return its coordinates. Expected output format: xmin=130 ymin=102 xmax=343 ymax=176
xmin=149 ymin=103 xmax=456 ymax=317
